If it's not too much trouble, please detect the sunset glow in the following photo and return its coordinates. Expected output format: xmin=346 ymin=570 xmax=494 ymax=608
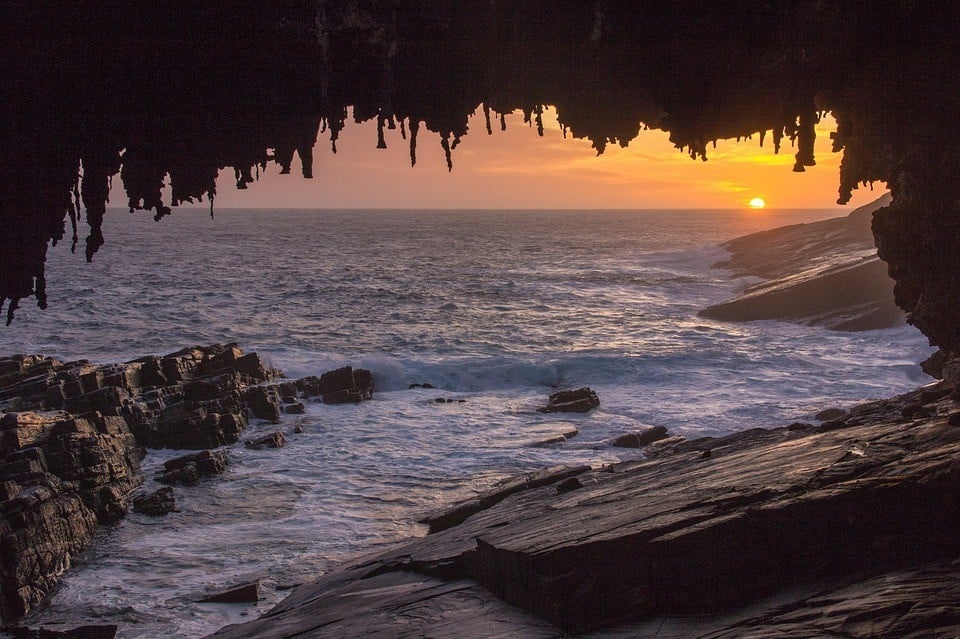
xmin=749 ymin=197 xmax=766 ymax=209
xmin=192 ymin=107 xmax=886 ymax=210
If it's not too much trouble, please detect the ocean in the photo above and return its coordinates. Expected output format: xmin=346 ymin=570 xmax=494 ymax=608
xmin=3 ymin=208 xmax=933 ymax=637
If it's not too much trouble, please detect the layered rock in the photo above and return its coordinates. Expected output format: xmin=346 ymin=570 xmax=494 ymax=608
xmin=0 ymin=344 xmax=278 ymax=451
xmin=700 ymin=194 xmax=904 ymax=331
xmin=0 ymin=411 xmax=142 ymax=620
xmin=210 ymin=381 xmax=960 ymax=637
xmin=0 ymin=344 xmax=272 ymax=621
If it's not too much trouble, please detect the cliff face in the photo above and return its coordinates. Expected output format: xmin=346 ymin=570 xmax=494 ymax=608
xmin=2 ymin=2 xmax=958 ymax=347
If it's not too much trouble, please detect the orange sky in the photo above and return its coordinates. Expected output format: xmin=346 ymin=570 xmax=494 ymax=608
xmin=182 ymin=108 xmax=886 ymax=210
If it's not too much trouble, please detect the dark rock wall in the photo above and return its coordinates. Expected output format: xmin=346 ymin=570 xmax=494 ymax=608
xmin=2 ymin=2 xmax=959 ymax=346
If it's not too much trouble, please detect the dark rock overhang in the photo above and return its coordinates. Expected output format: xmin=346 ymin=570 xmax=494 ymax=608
xmin=2 ymin=2 xmax=958 ymax=348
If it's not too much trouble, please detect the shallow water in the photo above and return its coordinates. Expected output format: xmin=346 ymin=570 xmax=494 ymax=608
xmin=3 ymin=208 xmax=932 ymax=637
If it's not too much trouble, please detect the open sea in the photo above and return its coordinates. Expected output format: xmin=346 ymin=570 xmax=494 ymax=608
xmin=1 ymin=208 xmax=933 ymax=637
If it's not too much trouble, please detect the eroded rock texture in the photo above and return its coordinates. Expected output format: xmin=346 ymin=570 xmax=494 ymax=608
xmin=0 ymin=343 xmax=280 ymax=621
xmin=2 ymin=3 xmax=959 ymax=349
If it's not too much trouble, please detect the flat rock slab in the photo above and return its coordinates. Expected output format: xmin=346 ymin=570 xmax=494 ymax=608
xmin=210 ymin=571 xmax=561 ymax=639
xmin=209 ymin=385 xmax=960 ymax=637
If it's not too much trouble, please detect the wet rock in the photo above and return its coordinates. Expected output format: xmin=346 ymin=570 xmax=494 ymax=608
xmin=787 ymin=422 xmax=814 ymax=431
xmin=317 ymin=367 xmax=374 ymax=405
xmin=283 ymin=402 xmax=305 ymax=414
xmin=815 ymin=407 xmax=847 ymax=421
xmin=537 ymin=388 xmax=599 ymax=414
xmin=198 ymin=581 xmax=261 ymax=604
xmin=948 ymin=412 xmax=960 ymax=427
xmin=0 ymin=412 xmax=142 ymax=620
xmin=816 ymin=418 xmax=849 ymax=432
xmin=409 ymin=383 xmax=435 ymax=389
xmin=419 ymin=465 xmax=590 ymax=534
xmin=611 ymin=425 xmax=669 ymax=448
xmin=244 ymin=431 xmax=285 ymax=450
xmin=920 ymin=386 xmax=950 ymax=404
xmin=157 ymin=450 xmax=227 ymax=486
xmin=293 ymin=424 xmax=305 ymax=434
xmin=243 ymin=386 xmax=281 ymax=423
xmin=293 ymin=376 xmax=322 ymax=397
xmin=529 ymin=426 xmax=579 ymax=447
xmin=215 ymin=399 xmax=960 ymax=637
xmin=132 ymin=487 xmax=176 ymax=516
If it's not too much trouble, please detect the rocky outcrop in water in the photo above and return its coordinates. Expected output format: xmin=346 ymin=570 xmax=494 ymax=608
xmin=0 ymin=344 xmax=278 ymax=451
xmin=0 ymin=343 xmax=379 ymax=622
xmin=209 ymin=377 xmax=960 ymax=637
xmin=537 ymin=387 xmax=599 ymax=413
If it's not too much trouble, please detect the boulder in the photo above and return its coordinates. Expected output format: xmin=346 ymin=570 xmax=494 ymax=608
xmin=198 ymin=581 xmax=261 ymax=604
xmin=537 ymin=388 xmax=599 ymax=414
xmin=132 ymin=487 xmax=176 ymax=516
xmin=244 ymin=431 xmax=285 ymax=450
xmin=283 ymin=402 xmax=305 ymax=415
xmin=611 ymin=425 xmax=669 ymax=448
xmin=157 ymin=450 xmax=227 ymax=486
xmin=243 ymin=386 xmax=281 ymax=423
xmin=317 ymin=367 xmax=374 ymax=404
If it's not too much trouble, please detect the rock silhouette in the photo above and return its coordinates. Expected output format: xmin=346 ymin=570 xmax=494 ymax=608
xmin=2 ymin=3 xmax=959 ymax=355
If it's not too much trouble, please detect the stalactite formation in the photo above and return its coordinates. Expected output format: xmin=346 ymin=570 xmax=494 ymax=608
xmin=2 ymin=2 xmax=958 ymax=349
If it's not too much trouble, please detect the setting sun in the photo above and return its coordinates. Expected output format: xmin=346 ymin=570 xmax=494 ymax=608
xmin=749 ymin=197 xmax=766 ymax=209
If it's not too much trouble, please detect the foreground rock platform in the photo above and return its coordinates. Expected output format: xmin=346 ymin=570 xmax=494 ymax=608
xmin=210 ymin=381 xmax=960 ymax=638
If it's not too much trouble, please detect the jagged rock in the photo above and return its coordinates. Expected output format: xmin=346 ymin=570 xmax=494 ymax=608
xmin=317 ymin=367 xmax=374 ymax=405
xmin=0 ymin=412 xmax=142 ymax=620
xmin=611 ymin=425 xmax=669 ymax=448
xmin=0 ymin=345 xmax=284 ymax=621
xmin=244 ymin=431 xmax=284 ymax=450
xmin=922 ymin=349 xmax=950 ymax=378
xmin=243 ymin=386 xmax=281 ymax=423
xmin=132 ymin=487 xmax=176 ymax=516
xmin=293 ymin=424 xmax=305 ymax=434
xmin=537 ymin=388 xmax=599 ymax=414
xmin=198 ymin=581 xmax=261 ymax=604
xmin=157 ymin=450 xmax=227 ymax=486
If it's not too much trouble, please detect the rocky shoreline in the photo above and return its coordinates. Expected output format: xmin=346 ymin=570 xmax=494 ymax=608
xmin=207 ymin=377 xmax=960 ymax=637
xmin=700 ymin=194 xmax=904 ymax=332
xmin=3 ymin=344 xmax=959 ymax=637
xmin=0 ymin=344 xmax=375 ymax=626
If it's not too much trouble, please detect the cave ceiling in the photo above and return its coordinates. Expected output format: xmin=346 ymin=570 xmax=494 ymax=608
xmin=2 ymin=1 xmax=959 ymax=348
